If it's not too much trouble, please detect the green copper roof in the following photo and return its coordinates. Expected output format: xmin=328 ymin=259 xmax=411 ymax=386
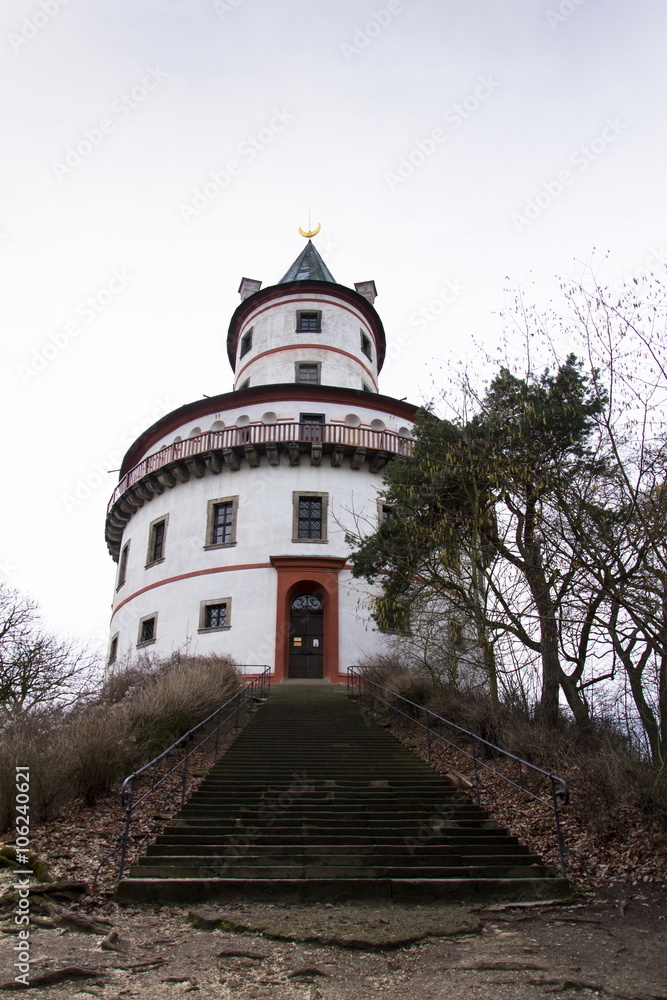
xmin=278 ymin=240 xmax=336 ymax=284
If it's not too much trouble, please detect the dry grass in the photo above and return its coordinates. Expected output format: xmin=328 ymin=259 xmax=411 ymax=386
xmin=358 ymin=654 xmax=667 ymax=837
xmin=0 ymin=653 xmax=241 ymax=828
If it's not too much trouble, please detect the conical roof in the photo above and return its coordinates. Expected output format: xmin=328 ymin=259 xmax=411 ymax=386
xmin=278 ymin=240 xmax=336 ymax=284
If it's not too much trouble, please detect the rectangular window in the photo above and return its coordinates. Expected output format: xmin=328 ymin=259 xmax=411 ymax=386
xmin=137 ymin=614 xmax=157 ymax=646
xmin=361 ymin=331 xmax=372 ymax=360
xmin=108 ymin=634 xmax=118 ymax=665
xmin=116 ymin=541 xmax=130 ymax=590
xmin=376 ymin=598 xmax=411 ymax=635
xmin=378 ymin=502 xmax=394 ymax=524
xmin=361 ymin=380 xmax=371 ymax=392
xmin=238 ymin=377 xmax=251 ymax=390
xmin=293 ymin=492 xmax=328 ymax=542
xmin=296 ymin=363 xmax=320 ymax=385
xmin=240 ymin=327 xmax=253 ymax=358
xmin=198 ymin=598 xmax=232 ymax=632
xmin=296 ymin=310 xmax=321 ymax=332
xmin=212 ymin=502 xmax=233 ymax=544
xmin=146 ymin=516 xmax=168 ymax=567
xmin=205 ymin=496 xmax=238 ymax=548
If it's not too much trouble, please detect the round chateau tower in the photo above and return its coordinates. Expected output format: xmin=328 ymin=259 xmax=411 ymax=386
xmin=105 ymin=239 xmax=418 ymax=681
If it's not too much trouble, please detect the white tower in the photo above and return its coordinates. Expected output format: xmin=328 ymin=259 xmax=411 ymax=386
xmin=105 ymin=240 xmax=417 ymax=681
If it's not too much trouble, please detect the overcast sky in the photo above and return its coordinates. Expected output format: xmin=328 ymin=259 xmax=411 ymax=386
xmin=2 ymin=0 xmax=666 ymax=651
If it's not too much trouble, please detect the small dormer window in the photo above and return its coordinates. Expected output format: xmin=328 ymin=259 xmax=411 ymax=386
xmin=360 ymin=331 xmax=372 ymax=360
xmin=240 ymin=328 xmax=253 ymax=358
xmin=296 ymin=311 xmax=321 ymax=332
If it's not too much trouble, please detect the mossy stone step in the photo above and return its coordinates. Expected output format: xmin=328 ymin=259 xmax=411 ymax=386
xmin=117 ymin=683 xmax=568 ymax=904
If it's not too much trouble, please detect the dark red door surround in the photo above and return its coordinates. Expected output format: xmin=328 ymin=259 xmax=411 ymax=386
xmin=270 ymin=556 xmax=347 ymax=683
xmin=288 ymin=594 xmax=324 ymax=678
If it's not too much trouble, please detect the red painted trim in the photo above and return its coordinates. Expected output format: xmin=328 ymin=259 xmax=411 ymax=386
xmin=270 ymin=556 xmax=347 ymax=683
xmin=234 ymin=344 xmax=379 ymax=391
xmin=232 ymin=294 xmax=382 ymax=368
xmin=119 ymin=385 xmax=419 ymax=476
xmin=111 ymin=562 xmax=273 ymax=620
xmin=227 ymin=280 xmax=387 ymax=371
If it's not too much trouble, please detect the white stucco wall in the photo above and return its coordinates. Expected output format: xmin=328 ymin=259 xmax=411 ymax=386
xmin=109 ymin=430 xmax=396 ymax=671
xmin=231 ymin=292 xmax=380 ymax=392
xmin=107 ymin=273 xmax=411 ymax=677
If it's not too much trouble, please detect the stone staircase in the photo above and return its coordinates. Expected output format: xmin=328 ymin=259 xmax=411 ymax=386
xmin=116 ymin=682 xmax=570 ymax=903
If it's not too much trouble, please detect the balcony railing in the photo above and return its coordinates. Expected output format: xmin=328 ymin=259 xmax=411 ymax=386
xmin=108 ymin=422 xmax=414 ymax=512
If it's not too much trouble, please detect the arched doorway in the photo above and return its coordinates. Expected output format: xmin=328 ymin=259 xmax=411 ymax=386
xmin=288 ymin=593 xmax=324 ymax=678
xmin=270 ymin=556 xmax=347 ymax=682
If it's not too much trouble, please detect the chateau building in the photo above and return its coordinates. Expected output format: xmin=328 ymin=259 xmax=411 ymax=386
xmin=105 ymin=238 xmax=418 ymax=681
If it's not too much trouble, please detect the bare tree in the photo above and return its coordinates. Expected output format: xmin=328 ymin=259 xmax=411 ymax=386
xmin=0 ymin=585 xmax=98 ymax=717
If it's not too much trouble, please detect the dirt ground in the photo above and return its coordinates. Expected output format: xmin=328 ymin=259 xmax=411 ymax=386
xmin=1 ymin=884 xmax=666 ymax=999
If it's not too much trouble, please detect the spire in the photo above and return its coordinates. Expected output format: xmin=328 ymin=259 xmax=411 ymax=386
xmin=278 ymin=240 xmax=336 ymax=284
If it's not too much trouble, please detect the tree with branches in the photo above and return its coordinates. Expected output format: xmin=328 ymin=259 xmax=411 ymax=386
xmin=0 ymin=585 xmax=97 ymax=718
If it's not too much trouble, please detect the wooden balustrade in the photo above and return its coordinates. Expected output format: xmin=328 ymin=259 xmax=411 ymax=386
xmin=107 ymin=423 xmax=414 ymax=511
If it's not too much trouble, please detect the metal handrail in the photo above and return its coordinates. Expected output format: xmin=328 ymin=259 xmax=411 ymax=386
xmin=346 ymin=667 xmax=570 ymax=875
xmin=108 ymin=422 xmax=414 ymax=511
xmin=102 ymin=667 xmax=271 ymax=880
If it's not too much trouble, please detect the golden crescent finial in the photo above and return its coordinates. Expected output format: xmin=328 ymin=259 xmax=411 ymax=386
xmin=299 ymin=223 xmax=321 ymax=238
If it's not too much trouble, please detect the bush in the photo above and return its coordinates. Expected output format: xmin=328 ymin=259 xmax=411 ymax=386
xmin=0 ymin=652 xmax=241 ymax=830
xmin=357 ymin=654 xmax=434 ymax=707
xmin=0 ymin=712 xmax=62 ymax=830
xmin=125 ymin=653 xmax=241 ymax=756
xmin=358 ymin=654 xmax=667 ymax=832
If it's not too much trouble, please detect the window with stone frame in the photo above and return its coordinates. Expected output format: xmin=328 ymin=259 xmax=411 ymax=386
xmin=137 ymin=613 xmax=157 ymax=647
xmin=360 ymin=330 xmax=372 ymax=360
xmin=146 ymin=516 xmax=168 ymax=567
xmin=116 ymin=541 xmax=130 ymax=590
xmin=296 ymin=310 xmax=321 ymax=332
xmin=198 ymin=598 xmax=232 ymax=632
xmin=239 ymin=327 xmax=253 ymax=358
xmin=376 ymin=597 xmax=411 ymax=635
xmin=296 ymin=363 xmax=321 ymax=385
xmin=378 ymin=502 xmax=394 ymax=524
xmin=205 ymin=496 xmax=238 ymax=548
xmin=292 ymin=492 xmax=328 ymax=542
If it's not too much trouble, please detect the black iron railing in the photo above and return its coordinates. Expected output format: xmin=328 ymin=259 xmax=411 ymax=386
xmin=346 ymin=667 xmax=570 ymax=875
xmin=100 ymin=667 xmax=271 ymax=881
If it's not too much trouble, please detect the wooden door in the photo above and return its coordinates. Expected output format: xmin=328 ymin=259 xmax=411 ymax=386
xmin=299 ymin=413 xmax=325 ymax=443
xmin=288 ymin=594 xmax=324 ymax=678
